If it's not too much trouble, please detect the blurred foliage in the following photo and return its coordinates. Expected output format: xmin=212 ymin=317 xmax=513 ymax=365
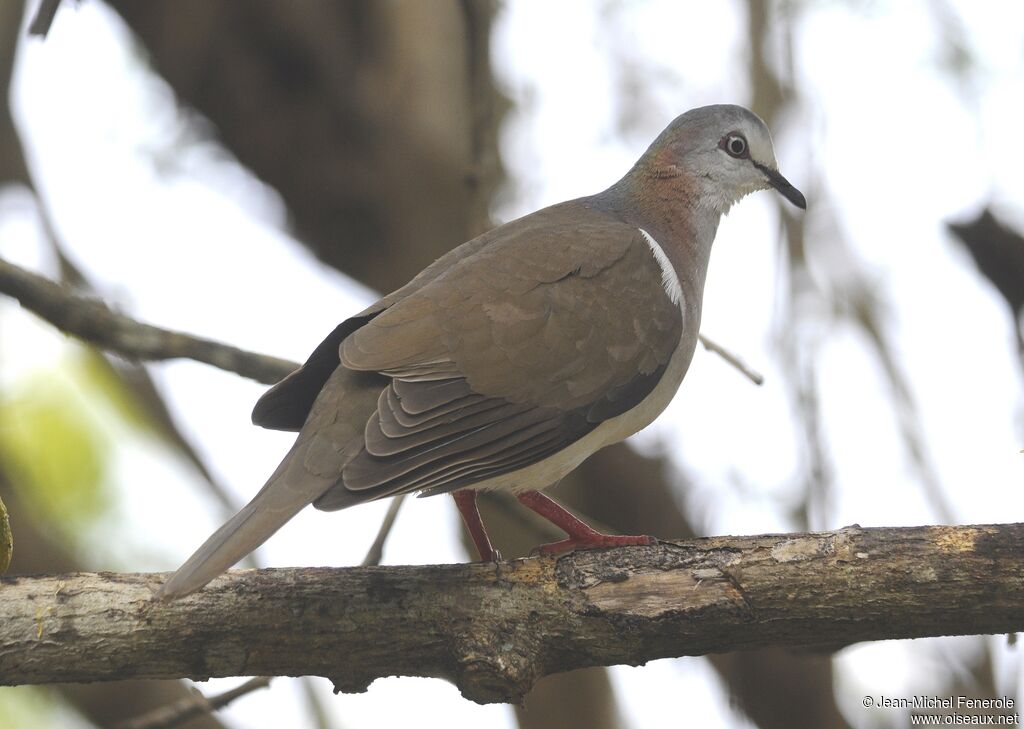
xmin=0 ymin=349 xmax=122 ymax=542
xmin=0 ymin=686 xmax=55 ymax=729
xmin=76 ymin=349 xmax=160 ymax=436
xmin=0 ymin=494 xmax=10 ymax=572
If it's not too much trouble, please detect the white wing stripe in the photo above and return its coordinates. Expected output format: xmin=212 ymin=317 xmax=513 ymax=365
xmin=639 ymin=228 xmax=682 ymax=305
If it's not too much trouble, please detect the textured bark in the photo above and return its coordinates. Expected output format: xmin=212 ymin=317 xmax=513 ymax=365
xmin=0 ymin=472 xmax=227 ymax=729
xmin=559 ymin=449 xmax=853 ymax=729
xmin=4 ymin=523 xmax=1023 ymax=705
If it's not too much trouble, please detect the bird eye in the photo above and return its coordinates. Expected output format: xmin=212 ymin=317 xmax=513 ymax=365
xmin=723 ymin=134 xmax=748 ymax=158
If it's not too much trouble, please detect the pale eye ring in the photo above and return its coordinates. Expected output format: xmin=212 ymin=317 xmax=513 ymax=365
xmin=724 ymin=134 xmax=748 ymax=158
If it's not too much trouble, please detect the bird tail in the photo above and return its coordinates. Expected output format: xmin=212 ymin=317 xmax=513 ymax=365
xmin=158 ymin=365 xmax=380 ymax=599
xmin=157 ymin=445 xmax=333 ymax=600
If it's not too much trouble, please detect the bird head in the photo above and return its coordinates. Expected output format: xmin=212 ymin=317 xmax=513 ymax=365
xmin=644 ymin=104 xmax=806 ymax=214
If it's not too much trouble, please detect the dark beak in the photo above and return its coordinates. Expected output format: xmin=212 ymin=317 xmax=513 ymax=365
xmin=754 ymin=162 xmax=806 ymax=209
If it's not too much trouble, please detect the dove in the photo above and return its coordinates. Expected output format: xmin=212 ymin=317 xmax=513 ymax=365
xmin=159 ymin=104 xmax=805 ymax=598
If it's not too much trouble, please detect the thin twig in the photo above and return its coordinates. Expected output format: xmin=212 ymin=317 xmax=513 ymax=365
xmin=115 ymin=677 xmax=272 ymax=729
xmin=0 ymin=256 xmax=297 ymax=384
xmin=698 ymin=333 xmax=765 ymax=385
xmin=0 ymin=495 xmax=11 ymax=573
xmin=361 ymin=495 xmax=405 ymax=567
xmin=27 ymin=0 xmax=65 ymax=38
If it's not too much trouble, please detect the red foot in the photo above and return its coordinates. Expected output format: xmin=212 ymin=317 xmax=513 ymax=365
xmin=535 ymin=533 xmax=657 ymax=555
xmin=452 ymin=490 xmax=501 ymax=562
xmin=516 ymin=490 xmax=657 ymax=555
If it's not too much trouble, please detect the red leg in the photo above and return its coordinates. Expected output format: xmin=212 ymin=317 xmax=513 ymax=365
xmin=516 ymin=490 xmax=656 ymax=555
xmin=452 ymin=490 xmax=500 ymax=562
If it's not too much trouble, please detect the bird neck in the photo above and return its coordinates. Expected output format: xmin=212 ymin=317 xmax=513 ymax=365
xmin=597 ymin=168 xmax=722 ymax=309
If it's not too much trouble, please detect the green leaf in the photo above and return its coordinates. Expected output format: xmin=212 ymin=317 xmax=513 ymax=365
xmin=78 ymin=349 xmax=156 ymax=435
xmin=0 ymin=357 xmax=112 ymax=538
xmin=0 ymin=686 xmax=57 ymax=728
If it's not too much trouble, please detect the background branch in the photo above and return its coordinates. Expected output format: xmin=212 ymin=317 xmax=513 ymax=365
xmin=360 ymin=494 xmax=405 ymax=567
xmin=27 ymin=0 xmax=64 ymax=38
xmin=115 ymin=677 xmax=272 ymax=729
xmin=4 ymin=523 xmax=1023 ymax=705
xmin=698 ymin=333 xmax=765 ymax=385
xmin=0 ymin=255 xmax=297 ymax=384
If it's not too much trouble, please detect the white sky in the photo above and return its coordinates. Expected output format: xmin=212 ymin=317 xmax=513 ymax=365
xmin=1 ymin=1 xmax=1023 ymax=728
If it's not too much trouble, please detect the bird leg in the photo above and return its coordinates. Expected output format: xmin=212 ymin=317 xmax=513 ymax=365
xmin=452 ymin=490 xmax=500 ymax=562
xmin=516 ymin=490 xmax=657 ymax=554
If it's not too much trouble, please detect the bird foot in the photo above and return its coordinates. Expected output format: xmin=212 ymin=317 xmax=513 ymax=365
xmin=533 ymin=533 xmax=657 ymax=556
xmin=516 ymin=490 xmax=657 ymax=556
xmin=477 ymin=547 xmax=503 ymax=563
xmin=452 ymin=489 xmax=503 ymax=563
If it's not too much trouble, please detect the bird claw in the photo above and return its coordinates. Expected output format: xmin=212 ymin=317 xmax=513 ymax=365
xmin=532 ymin=534 xmax=657 ymax=556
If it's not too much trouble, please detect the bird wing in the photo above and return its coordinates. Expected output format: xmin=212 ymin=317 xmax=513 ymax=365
xmin=315 ymin=217 xmax=684 ymax=505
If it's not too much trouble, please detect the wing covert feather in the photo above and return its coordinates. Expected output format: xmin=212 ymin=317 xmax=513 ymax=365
xmin=341 ymin=222 xmax=680 ymax=409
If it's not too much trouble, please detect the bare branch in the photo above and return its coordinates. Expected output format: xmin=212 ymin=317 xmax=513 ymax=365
xmin=115 ymin=677 xmax=271 ymax=729
xmin=698 ymin=333 xmax=765 ymax=385
xmin=27 ymin=0 xmax=65 ymax=38
xmin=0 ymin=256 xmax=297 ymax=384
xmin=3 ymin=523 xmax=1023 ymax=704
xmin=361 ymin=494 xmax=405 ymax=567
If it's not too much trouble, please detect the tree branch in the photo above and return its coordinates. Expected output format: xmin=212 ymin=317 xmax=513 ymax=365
xmin=360 ymin=494 xmax=405 ymax=567
xmin=27 ymin=0 xmax=64 ymax=38
xmin=3 ymin=523 xmax=1023 ymax=704
xmin=0 ymin=256 xmax=297 ymax=384
xmin=114 ymin=677 xmax=271 ymax=729
xmin=698 ymin=333 xmax=765 ymax=385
